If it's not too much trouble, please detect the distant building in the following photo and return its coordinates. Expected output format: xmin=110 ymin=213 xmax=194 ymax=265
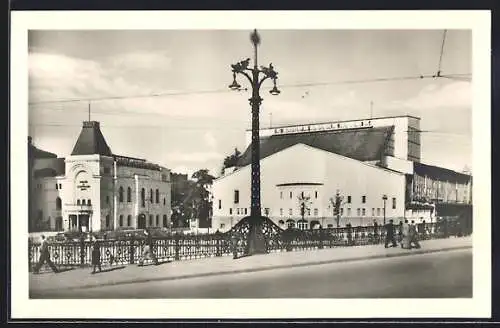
xmin=212 ymin=115 xmax=472 ymax=232
xmin=29 ymin=121 xmax=172 ymax=232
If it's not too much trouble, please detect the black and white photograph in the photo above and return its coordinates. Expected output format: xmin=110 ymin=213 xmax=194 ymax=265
xmin=11 ymin=10 xmax=491 ymax=319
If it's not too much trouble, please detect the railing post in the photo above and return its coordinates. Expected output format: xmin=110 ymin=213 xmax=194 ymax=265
xmin=318 ymin=228 xmax=324 ymax=249
xmin=79 ymin=235 xmax=85 ymax=267
xmin=129 ymin=234 xmax=135 ymax=264
xmin=174 ymin=232 xmax=180 ymax=261
xmin=215 ymin=231 xmax=221 ymax=257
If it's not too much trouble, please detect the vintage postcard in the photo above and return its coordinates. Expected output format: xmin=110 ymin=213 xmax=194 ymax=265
xmin=10 ymin=10 xmax=491 ymax=319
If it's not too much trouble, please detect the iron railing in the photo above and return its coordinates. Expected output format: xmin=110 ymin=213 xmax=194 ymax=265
xmin=29 ymin=221 xmax=469 ymax=272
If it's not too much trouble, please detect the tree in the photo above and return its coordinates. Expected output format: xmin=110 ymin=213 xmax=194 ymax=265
xmin=221 ymin=148 xmax=242 ymax=174
xmin=329 ymin=190 xmax=344 ymax=228
xmin=297 ymin=192 xmax=312 ymax=229
xmin=191 ymin=169 xmax=215 ymax=228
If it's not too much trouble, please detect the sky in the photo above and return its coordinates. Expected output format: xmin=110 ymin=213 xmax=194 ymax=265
xmin=28 ymin=29 xmax=472 ymax=177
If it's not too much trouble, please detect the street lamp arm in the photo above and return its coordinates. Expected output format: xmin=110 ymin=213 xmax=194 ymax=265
xmin=235 ymin=70 xmax=253 ymax=86
xmin=257 ymin=75 xmax=271 ymax=89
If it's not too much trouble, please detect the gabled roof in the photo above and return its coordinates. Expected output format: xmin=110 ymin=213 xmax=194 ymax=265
xmin=237 ymin=126 xmax=394 ymax=167
xmin=413 ymin=162 xmax=471 ymax=184
xmin=71 ymin=121 xmax=113 ymax=156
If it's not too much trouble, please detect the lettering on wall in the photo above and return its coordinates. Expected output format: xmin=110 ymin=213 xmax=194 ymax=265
xmin=77 ymin=180 xmax=91 ymax=191
xmin=273 ymin=120 xmax=373 ymax=136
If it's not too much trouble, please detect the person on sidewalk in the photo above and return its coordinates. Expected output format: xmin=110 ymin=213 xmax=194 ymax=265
xmin=373 ymin=220 xmax=379 ymax=244
xmin=384 ymin=219 xmax=397 ymax=248
xmin=139 ymin=229 xmax=159 ymax=266
xmin=33 ymin=235 xmax=59 ymax=274
xmin=401 ymin=220 xmax=411 ymax=249
xmin=91 ymin=240 xmax=102 ymax=274
xmin=409 ymin=220 xmax=421 ymax=249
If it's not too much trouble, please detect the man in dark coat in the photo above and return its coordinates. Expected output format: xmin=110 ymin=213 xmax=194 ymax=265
xmin=139 ymin=229 xmax=159 ymax=266
xmin=91 ymin=240 xmax=102 ymax=274
xmin=33 ymin=235 xmax=59 ymax=274
xmin=384 ymin=219 xmax=397 ymax=248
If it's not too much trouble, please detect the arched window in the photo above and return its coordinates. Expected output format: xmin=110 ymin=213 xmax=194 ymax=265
xmin=163 ymin=215 xmax=167 ymax=227
xmin=127 ymin=187 xmax=132 ymax=203
xmin=156 ymin=189 xmax=159 ymax=204
xmin=56 ymin=197 xmax=62 ymax=210
xmin=150 ymin=189 xmax=153 ymax=203
xmin=119 ymin=215 xmax=123 ymax=227
xmin=149 ymin=215 xmax=153 ymax=226
xmin=88 ymin=199 xmax=91 ymax=206
xmin=82 ymin=199 xmax=86 ymax=205
xmin=163 ymin=198 xmax=166 ymax=206
xmin=286 ymin=219 xmax=296 ymax=229
xmin=77 ymin=199 xmax=81 ymax=205
xmin=156 ymin=214 xmax=159 ymax=226
xmin=141 ymin=188 xmax=145 ymax=207
xmin=127 ymin=215 xmax=132 ymax=227
xmin=119 ymin=186 xmax=124 ymax=203
xmin=106 ymin=215 xmax=110 ymax=228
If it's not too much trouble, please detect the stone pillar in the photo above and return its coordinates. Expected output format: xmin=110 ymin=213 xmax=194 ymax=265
xmin=113 ymin=160 xmax=118 ymax=230
xmin=134 ymin=174 xmax=139 ymax=229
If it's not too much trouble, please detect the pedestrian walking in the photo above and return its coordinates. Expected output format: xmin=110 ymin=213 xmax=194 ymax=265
xmin=231 ymin=232 xmax=239 ymax=259
xmin=33 ymin=235 xmax=59 ymax=274
xmin=410 ymin=220 xmax=421 ymax=249
xmin=401 ymin=219 xmax=411 ymax=249
xmin=91 ymin=240 xmax=102 ymax=274
xmin=384 ymin=219 xmax=397 ymax=248
xmin=138 ymin=229 xmax=158 ymax=266
xmin=346 ymin=223 xmax=353 ymax=246
xmin=398 ymin=221 xmax=403 ymax=243
xmin=373 ymin=220 xmax=379 ymax=244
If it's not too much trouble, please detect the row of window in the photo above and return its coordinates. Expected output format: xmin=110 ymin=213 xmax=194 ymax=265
xmin=117 ymin=187 xmax=166 ymax=207
xmin=55 ymin=183 xmax=62 ymax=190
xmin=279 ymin=190 xmax=319 ymax=200
xmin=76 ymin=199 xmax=92 ymax=206
xmin=105 ymin=214 xmax=169 ymax=228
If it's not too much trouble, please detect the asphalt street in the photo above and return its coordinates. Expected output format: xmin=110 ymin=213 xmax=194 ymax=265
xmin=31 ymin=248 xmax=472 ymax=298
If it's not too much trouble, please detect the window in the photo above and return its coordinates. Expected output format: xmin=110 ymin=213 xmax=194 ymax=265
xmin=280 ymin=208 xmax=283 ymax=216
xmin=119 ymin=187 xmax=124 ymax=202
xmin=104 ymin=167 xmax=111 ymax=174
xmin=372 ymin=208 xmax=375 ymax=216
xmin=156 ymin=214 xmax=159 ymax=226
xmin=82 ymin=199 xmax=86 ymax=205
xmin=327 ymin=224 xmax=334 ymax=228
xmin=150 ymin=189 xmax=153 ymax=203
xmin=289 ymin=191 xmax=293 ymax=199
xmin=264 ymin=208 xmax=270 ymax=216
xmin=163 ymin=215 xmax=167 ymax=227
xmin=278 ymin=220 xmax=285 ymax=225
xmin=106 ymin=215 xmax=110 ymax=228
xmin=106 ymin=195 xmax=110 ymax=204
xmin=289 ymin=208 xmax=293 ymax=216
xmin=357 ymin=208 xmax=360 ymax=216
xmin=141 ymin=188 xmax=145 ymax=207
xmin=280 ymin=191 xmax=283 ymax=199
xmin=220 ymin=223 xmax=226 ymax=229
xmin=127 ymin=215 xmax=131 ymax=227
xmin=87 ymin=199 xmax=91 ymax=205
xmin=218 ymin=200 xmax=222 ymax=209
xmin=301 ymin=191 xmax=305 ymax=198
xmin=234 ymin=190 xmax=239 ymax=204
xmin=77 ymin=199 xmax=81 ymax=205
xmin=156 ymin=189 xmax=159 ymax=204
xmin=392 ymin=197 xmax=396 ymax=209
xmin=119 ymin=215 xmax=123 ymax=227
xmin=340 ymin=208 xmax=344 ymax=216
xmin=237 ymin=208 xmax=240 ymax=215
xmin=377 ymin=208 xmax=381 ymax=216
xmin=287 ymin=220 xmax=296 ymax=229
xmin=163 ymin=198 xmax=166 ymax=206
xmin=307 ymin=208 xmax=311 ymax=216
xmin=362 ymin=196 xmax=366 ymax=203
xmin=55 ymin=183 xmax=58 ymax=190
xmin=347 ymin=196 xmax=352 ymax=203
xmin=59 ymin=184 xmax=62 ymax=189
xmin=149 ymin=215 xmax=153 ymax=226
xmin=244 ymin=208 xmax=248 ymax=215
xmin=229 ymin=208 xmax=232 ymax=215
xmin=315 ymin=191 xmax=318 ymax=199
xmin=56 ymin=197 xmax=62 ymax=210
xmin=127 ymin=187 xmax=132 ymax=202
xmin=362 ymin=208 xmax=366 ymax=216
xmin=314 ymin=208 xmax=318 ymax=216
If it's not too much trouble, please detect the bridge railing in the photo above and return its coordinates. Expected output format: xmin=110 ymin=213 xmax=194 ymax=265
xmin=28 ymin=221 xmax=467 ymax=272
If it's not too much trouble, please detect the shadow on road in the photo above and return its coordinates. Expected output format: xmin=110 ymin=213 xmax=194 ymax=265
xmin=93 ymin=266 xmax=126 ymax=274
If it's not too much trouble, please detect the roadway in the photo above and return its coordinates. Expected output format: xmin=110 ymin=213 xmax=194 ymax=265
xmin=31 ymin=248 xmax=472 ymax=298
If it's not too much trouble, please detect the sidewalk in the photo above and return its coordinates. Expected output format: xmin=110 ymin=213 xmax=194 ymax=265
xmin=30 ymin=236 xmax=472 ymax=293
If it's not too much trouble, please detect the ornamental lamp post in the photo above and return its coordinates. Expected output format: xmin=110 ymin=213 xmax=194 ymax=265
xmin=228 ymin=29 xmax=281 ymax=255
xmin=382 ymin=194 xmax=388 ymax=226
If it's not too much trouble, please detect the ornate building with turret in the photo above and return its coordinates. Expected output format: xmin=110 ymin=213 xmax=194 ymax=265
xmin=28 ymin=121 xmax=172 ymax=233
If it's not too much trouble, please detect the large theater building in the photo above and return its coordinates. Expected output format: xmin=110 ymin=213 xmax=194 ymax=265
xmin=211 ymin=115 xmax=472 ymax=231
xmin=29 ymin=121 xmax=172 ymax=233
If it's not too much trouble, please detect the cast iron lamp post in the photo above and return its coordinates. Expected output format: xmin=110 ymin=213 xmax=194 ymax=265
xmin=228 ymin=29 xmax=281 ymax=255
xmin=382 ymin=194 xmax=388 ymax=225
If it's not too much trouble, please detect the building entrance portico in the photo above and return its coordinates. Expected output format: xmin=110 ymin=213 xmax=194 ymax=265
xmin=66 ymin=206 xmax=93 ymax=232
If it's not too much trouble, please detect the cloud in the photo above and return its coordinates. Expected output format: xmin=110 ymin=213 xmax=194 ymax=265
xmin=108 ymin=51 xmax=172 ymax=72
xmin=165 ymin=151 xmax=222 ymax=163
xmin=391 ymin=81 xmax=471 ymax=110
xmin=204 ymin=131 xmax=217 ymax=149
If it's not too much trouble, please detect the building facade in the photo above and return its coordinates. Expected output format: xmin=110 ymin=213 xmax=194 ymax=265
xmin=29 ymin=121 xmax=172 ymax=232
xmin=212 ymin=115 xmax=472 ymax=232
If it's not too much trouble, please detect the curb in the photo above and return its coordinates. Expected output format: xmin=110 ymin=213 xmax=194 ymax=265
xmin=33 ymin=244 xmax=472 ymax=292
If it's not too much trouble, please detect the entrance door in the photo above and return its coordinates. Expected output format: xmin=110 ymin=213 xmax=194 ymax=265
xmin=137 ymin=214 xmax=146 ymax=230
xmin=69 ymin=215 xmax=78 ymax=231
xmin=79 ymin=215 xmax=89 ymax=232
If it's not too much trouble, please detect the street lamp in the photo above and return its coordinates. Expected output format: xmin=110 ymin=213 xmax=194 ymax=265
xmin=228 ymin=29 xmax=281 ymax=255
xmin=382 ymin=194 xmax=388 ymax=225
